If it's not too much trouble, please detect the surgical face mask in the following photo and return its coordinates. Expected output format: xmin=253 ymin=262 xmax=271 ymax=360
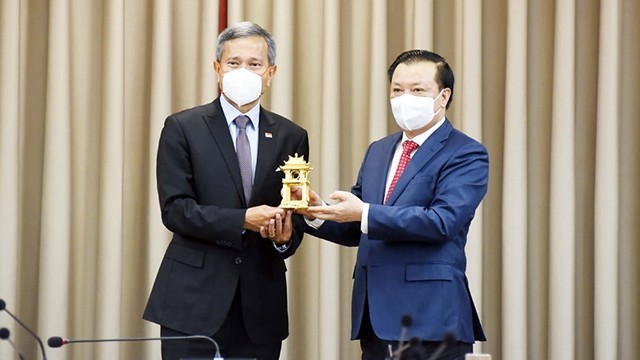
xmin=222 ymin=67 xmax=263 ymax=106
xmin=390 ymin=89 xmax=445 ymax=131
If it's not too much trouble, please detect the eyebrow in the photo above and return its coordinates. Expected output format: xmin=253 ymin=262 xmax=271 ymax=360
xmin=226 ymin=55 xmax=264 ymax=62
xmin=391 ymin=81 xmax=429 ymax=87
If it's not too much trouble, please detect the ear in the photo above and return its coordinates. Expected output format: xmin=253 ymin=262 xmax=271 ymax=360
xmin=213 ymin=61 xmax=223 ymax=91
xmin=264 ymin=65 xmax=278 ymax=87
xmin=441 ymin=88 xmax=451 ymax=107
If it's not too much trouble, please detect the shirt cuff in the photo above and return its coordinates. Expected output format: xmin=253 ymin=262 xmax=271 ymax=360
xmin=360 ymin=203 xmax=370 ymax=234
xmin=304 ymin=200 xmax=328 ymax=229
xmin=272 ymin=241 xmax=290 ymax=253
xmin=305 ymin=216 xmax=325 ymax=229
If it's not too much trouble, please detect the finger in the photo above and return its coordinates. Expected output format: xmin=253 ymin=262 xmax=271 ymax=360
xmin=286 ymin=211 xmax=294 ymax=230
xmin=291 ymin=186 xmax=304 ymax=201
xmin=281 ymin=211 xmax=293 ymax=241
xmin=260 ymin=226 xmax=268 ymax=238
xmin=306 ymin=191 xmax=323 ymax=206
xmin=308 ymin=204 xmax=339 ymax=213
xmin=329 ymin=191 xmax=349 ymax=202
xmin=305 ymin=205 xmax=326 ymax=212
xmin=294 ymin=208 xmax=309 ymax=216
xmin=309 ymin=190 xmax=322 ymax=203
xmin=266 ymin=205 xmax=284 ymax=215
xmin=275 ymin=213 xmax=283 ymax=235
xmin=308 ymin=212 xmax=332 ymax=221
xmin=268 ymin=219 xmax=277 ymax=238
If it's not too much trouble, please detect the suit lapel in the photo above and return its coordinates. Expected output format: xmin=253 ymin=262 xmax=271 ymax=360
xmin=203 ymin=99 xmax=246 ymax=205
xmin=373 ymin=133 xmax=402 ymax=204
xmin=385 ymin=120 xmax=452 ymax=205
xmin=252 ymin=108 xmax=278 ymax=206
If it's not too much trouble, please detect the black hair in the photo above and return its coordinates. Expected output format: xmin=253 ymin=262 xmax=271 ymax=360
xmin=387 ymin=50 xmax=455 ymax=108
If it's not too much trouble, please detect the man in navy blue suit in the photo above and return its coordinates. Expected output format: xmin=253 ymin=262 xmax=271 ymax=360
xmin=292 ymin=50 xmax=488 ymax=360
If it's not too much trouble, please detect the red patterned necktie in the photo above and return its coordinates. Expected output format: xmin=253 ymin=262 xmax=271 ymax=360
xmin=384 ymin=140 xmax=419 ymax=204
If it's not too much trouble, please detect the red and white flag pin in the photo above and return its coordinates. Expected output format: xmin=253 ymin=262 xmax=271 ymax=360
xmin=265 ymin=132 xmax=273 ymax=138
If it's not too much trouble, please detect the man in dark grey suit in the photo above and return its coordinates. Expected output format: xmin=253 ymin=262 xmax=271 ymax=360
xmin=143 ymin=22 xmax=309 ymax=360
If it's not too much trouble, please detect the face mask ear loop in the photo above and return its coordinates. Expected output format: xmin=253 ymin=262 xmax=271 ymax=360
xmin=261 ymin=66 xmax=272 ymax=79
xmin=433 ymin=89 xmax=446 ymax=116
xmin=432 ymin=107 xmax=442 ymax=120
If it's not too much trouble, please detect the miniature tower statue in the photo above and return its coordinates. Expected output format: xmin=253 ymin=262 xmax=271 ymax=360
xmin=279 ymin=154 xmax=313 ymax=209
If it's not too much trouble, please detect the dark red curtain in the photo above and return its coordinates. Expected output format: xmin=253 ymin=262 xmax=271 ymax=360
xmin=218 ymin=0 xmax=227 ymax=33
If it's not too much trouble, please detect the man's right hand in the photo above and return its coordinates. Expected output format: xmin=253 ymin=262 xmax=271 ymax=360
xmin=289 ymin=186 xmax=323 ymax=206
xmin=244 ymin=205 xmax=285 ymax=233
xmin=289 ymin=186 xmax=323 ymax=219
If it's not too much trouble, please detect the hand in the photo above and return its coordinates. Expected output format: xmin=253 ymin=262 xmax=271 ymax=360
xmin=244 ymin=205 xmax=285 ymax=233
xmin=288 ymin=186 xmax=322 ymax=205
xmin=304 ymin=191 xmax=363 ymax=223
xmin=289 ymin=186 xmax=323 ymax=219
xmin=259 ymin=210 xmax=293 ymax=245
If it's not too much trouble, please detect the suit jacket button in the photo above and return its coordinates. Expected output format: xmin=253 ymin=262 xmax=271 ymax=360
xmin=234 ymin=257 xmax=242 ymax=265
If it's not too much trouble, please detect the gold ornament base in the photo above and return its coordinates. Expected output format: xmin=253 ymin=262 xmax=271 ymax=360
xmin=279 ymin=199 xmax=309 ymax=210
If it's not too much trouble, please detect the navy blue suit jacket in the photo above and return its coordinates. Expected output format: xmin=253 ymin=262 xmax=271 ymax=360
xmin=310 ymin=119 xmax=488 ymax=343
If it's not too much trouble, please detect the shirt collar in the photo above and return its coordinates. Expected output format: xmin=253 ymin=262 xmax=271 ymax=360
xmin=220 ymin=95 xmax=261 ymax=128
xmin=401 ymin=117 xmax=446 ymax=146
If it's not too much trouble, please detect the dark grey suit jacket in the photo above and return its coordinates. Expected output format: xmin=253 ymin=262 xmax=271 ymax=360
xmin=143 ymin=98 xmax=309 ymax=344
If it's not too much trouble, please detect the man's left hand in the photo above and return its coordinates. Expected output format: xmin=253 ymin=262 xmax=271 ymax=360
xmin=259 ymin=210 xmax=293 ymax=245
xmin=304 ymin=191 xmax=363 ymax=223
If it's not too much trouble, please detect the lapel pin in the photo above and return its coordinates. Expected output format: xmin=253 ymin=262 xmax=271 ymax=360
xmin=265 ymin=132 xmax=273 ymax=138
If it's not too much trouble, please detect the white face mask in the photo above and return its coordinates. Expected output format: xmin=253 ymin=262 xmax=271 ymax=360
xmin=390 ymin=89 xmax=445 ymax=131
xmin=222 ymin=67 xmax=263 ymax=107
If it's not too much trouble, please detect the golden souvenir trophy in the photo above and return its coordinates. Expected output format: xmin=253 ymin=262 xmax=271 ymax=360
xmin=278 ymin=154 xmax=313 ymax=209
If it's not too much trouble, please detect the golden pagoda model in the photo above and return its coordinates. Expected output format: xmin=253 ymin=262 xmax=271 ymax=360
xmin=278 ymin=154 xmax=313 ymax=209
